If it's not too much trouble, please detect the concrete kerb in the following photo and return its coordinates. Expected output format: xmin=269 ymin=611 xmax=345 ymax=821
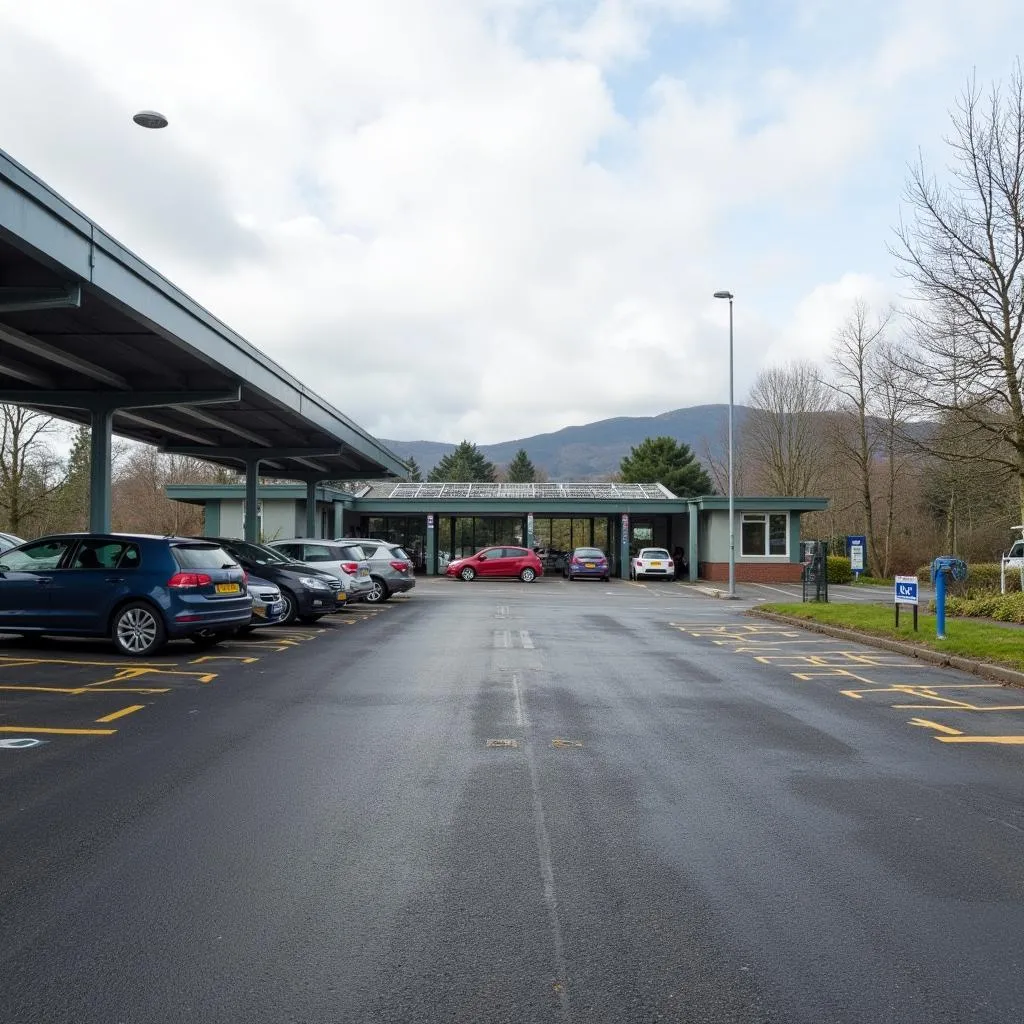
xmin=749 ymin=609 xmax=1024 ymax=689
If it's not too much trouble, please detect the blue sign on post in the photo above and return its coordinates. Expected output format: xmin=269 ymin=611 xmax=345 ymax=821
xmin=894 ymin=574 xmax=919 ymax=631
xmin=847 ymin=535 xmax=867 ymax=578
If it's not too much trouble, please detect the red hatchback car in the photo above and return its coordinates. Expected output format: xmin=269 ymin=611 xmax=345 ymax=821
xmin=446 ymin=546 xmax=543 ymax=583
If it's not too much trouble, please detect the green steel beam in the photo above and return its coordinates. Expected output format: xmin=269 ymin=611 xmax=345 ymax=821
xmin=0 ymin=321 xmax=128 ymax=388
xmin=89 ymin=407 xmax=113 ymax=533
xmin=163 ymin=445 xmax=343 ymax=460
xmin=0 ymin=388 xmax=240 ymax=410
xmin=0 ymin=284 xmax=81 ymax=313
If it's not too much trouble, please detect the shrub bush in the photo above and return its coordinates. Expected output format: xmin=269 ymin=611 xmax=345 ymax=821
xmin=826 ymin=556 xmax=853 ymax=584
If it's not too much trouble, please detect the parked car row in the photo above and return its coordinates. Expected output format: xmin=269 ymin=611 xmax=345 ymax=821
xmin=445 ymin=545 xmax=619 ymax=583
xmin=0 ymin=532 xmax=416 ymax=657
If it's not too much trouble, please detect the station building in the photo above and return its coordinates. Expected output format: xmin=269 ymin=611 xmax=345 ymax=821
xmin=166 ymin=480 xmax=827 ymax=583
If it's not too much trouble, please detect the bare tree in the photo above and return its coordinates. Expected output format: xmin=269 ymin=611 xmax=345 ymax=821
xmin=826 ymin=300 xmax=896 ymax=573
xmin=870 ymin=341 xmax=917 ymax=575
xmin=0 ymin=405 xmax=65 ymax=534
xmin=744 ymin=361 xmax=833 ymax=496
xmin=892 ymin=64 xmax=1024 ymax=521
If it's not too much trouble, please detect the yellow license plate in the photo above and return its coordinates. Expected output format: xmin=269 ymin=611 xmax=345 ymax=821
xmin=585 ymin=563 xmax=595 ymax=568
xmin=336 ymin=592 xmax=347 ymax=602
xmin=216 ymin=582 xmax=241 ymax=594
xmin=650 ymin=561 xmax=662 ymax=567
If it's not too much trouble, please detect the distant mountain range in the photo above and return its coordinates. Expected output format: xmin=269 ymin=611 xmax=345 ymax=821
xmin=381 ymin=404 xmax=747 ymax=479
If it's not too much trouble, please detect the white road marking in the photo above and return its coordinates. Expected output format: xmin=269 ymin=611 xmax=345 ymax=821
xmin=519 ymin=630 xmax=535 ymax=649
xmin=494 ymin=630 xmax=511 ymax=648
xmin=746 ymin=582 xmax=803 ymax=600
xmin=511 ymin=672 xmax=527 ymax=728
xmin=514 ymin=678 xmax=571 ymax=1018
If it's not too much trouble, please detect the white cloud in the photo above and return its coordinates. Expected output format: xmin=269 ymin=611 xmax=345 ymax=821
xmin=0 ymin=0 xmax=1019 ymax=447
xmin=765 ymin=272 xmax=897 ymax=369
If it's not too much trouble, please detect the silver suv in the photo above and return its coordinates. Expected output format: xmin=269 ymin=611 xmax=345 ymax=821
xmin=332 ymin=538 xmax=416 ymax=603
xmin=266 ymin=540 xmax=374 ymax=603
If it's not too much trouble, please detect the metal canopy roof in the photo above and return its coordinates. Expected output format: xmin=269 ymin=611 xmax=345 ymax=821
xmin=0 ymin=149 xmax=407 ymax=480
xmin=383 ymin=481 xmax=677 ymax=499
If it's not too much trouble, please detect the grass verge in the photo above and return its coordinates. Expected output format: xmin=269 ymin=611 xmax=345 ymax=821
xmin=758 ymin=602 xmax=1024 ymax=674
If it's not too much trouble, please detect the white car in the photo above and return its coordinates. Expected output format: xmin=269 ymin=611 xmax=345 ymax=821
xmin=266 ymin=540 xmax=374 ymax=602
xmin=1001 ymin=537 xmax=1024 ymax=593
xmin=631 ymin=547 xmax=674 ymax=581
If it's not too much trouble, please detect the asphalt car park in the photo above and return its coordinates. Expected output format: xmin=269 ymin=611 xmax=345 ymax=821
xmin=6 ymin=572 xmax=1024 ymax=1024
xmin=0 ymin=599 xmax=407 ymax=751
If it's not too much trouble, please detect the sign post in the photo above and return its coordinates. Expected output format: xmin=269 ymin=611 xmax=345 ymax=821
xmin=894 ymin=574 xmax=919 ymax=631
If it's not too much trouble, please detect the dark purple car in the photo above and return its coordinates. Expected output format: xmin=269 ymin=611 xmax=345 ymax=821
xmin=565 ymin=547 xmax=610 ymax=581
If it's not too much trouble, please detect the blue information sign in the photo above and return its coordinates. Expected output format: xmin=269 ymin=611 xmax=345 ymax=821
xmin=894 ymin=575 xmax=919 ymax=605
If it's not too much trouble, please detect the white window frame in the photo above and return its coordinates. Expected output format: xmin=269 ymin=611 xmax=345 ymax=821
xmin=740 ymin=512 xmax=789 ymax=557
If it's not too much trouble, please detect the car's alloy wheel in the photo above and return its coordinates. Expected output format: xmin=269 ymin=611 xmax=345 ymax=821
xmin=112 ymin=602 xmax=165 ymax=657
xmin=367 ymin=576 xmax=389 ymax=601
xmin=520 ymin=567 xmax=536 ymax=583
xmin=279 ymin=588 xmax=298 ymax=625
xmin=460 ymin=567 xmax=476 ymax=582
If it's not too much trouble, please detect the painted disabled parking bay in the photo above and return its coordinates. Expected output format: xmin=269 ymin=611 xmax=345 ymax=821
xmin=672 ymin=618 xmax=1024 ymax=747
xmin=0 ymin=601 xmax=400 ymax=748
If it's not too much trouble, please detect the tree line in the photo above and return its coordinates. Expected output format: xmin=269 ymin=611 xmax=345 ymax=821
xmin=702 ymin=64 xmax=1024 ymax=576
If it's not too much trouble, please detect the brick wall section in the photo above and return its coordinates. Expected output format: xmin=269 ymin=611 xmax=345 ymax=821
xmin=699 ymin=561 xmax=804 ymax=583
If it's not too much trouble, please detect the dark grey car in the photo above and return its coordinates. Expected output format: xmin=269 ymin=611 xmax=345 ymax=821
xmin=331 ymin=538 xmax=416 ymax=603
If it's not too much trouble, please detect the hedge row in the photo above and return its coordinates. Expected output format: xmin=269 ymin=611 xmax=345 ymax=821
xmin=946 ymin=592 xmax=1024 ymax=623
xmin=914 ymin=562 xmax=1023 ymax=596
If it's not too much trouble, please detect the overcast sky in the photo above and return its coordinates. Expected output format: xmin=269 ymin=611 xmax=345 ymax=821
xmin=0 ymin=0 xmax=1019 ymax=444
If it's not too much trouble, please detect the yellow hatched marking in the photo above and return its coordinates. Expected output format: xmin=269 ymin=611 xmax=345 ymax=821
xmin=0 ymin=725 xmax=115 ymax=736
xmin=908 ymin=718 xmax=963 ymax=735
xmin=96 ymin=704 xmax=146 ymax=723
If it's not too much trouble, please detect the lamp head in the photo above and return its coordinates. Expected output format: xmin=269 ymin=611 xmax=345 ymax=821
xmin=133 ymin=110 xmax=169 ymax=129
xmin=713 ymin=291 xmax=733 ymax=300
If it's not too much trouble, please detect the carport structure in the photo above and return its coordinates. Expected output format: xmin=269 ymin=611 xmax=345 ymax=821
xmin=0 ymin=150 xmax=406 ymax=539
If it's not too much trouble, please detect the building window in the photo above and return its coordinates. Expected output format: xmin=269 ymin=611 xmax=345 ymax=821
xmin=741 ymin=513 xmax=788 ymax=556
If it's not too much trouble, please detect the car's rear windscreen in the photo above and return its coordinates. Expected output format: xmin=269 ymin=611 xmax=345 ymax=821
xmin=172 ymin=544 xmax=237 ymax=569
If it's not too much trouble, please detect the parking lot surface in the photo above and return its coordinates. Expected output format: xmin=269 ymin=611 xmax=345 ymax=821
xmin=2 ymin=578 xmax=1023 ymax=1023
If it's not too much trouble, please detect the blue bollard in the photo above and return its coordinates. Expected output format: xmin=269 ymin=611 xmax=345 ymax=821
xmin=935 ymin=567 xmax=946 ymax=639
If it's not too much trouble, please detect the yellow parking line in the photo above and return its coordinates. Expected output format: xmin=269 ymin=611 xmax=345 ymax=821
xmin=908 ymin=718 xmax=963 ymax=735
xmin=0 ymin=725 xmax=115 ymax=735
xmin=0 ymin=657 xmax=168 ymax=669
xmin=189 ymin=655 xmax=259 ymax=665
xmin=936 ymin=736 xmax=1024 ymax=745
xmin=0 ymin=685 xmax=91 ymax=694
xmin=96 ymin=704 xmax=146 ymax=723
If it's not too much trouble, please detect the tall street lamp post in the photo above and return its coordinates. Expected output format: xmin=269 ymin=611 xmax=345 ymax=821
xmin=713 ymin=290 xmax=736 ymax=599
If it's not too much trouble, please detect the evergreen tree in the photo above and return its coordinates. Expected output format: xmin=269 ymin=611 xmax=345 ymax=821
xmin=405 ymin=456 xmax=423 ymax=482
xmin=52 ymin=425 xmax=91 ymax=531
xmin=428 ymin=440 xmax=497 ymax=482
xmin=506 ymin=448 xmax=536 ymax=482
xmin=619 ymin=436 xmax=712 ymax=497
